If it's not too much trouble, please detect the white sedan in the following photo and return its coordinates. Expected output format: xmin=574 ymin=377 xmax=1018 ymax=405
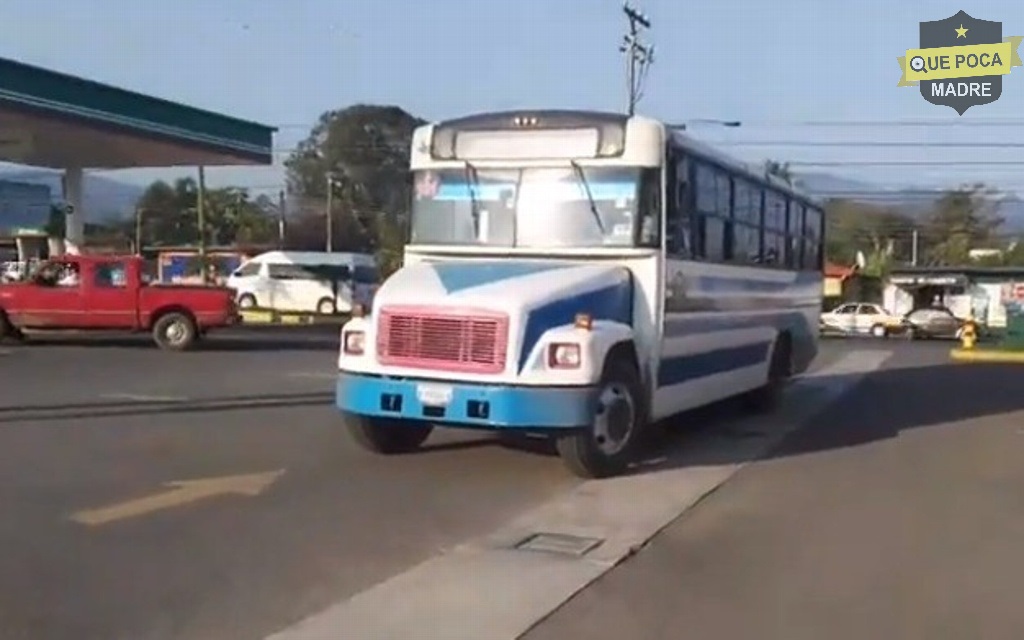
xmin=820 ymin=302 xmax=908 ymax=338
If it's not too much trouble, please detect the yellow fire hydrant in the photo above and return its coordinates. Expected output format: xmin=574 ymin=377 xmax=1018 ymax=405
xmin=961 ymin=314 xmax=978 ymax=350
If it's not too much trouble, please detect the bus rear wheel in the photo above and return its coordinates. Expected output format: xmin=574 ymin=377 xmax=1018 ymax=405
xmin=345 ymin=414 xmax=433 ymax=454
xmin=743 ymin=334 xmax=792 ymax=414
xmin=556 ymin=357 xmax=644 ymax=479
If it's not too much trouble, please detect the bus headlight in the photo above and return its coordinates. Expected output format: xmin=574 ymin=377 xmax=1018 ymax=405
xmin=343 ymin=330 xmax=366 ymax=355
xmin=547 ymin=343 xmax=581 ymax=369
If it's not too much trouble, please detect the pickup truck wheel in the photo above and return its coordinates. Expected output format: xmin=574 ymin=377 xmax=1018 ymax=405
xmin=237 ymin=294 xmax=257 ymax=309
xmin=153 ymin=313 xmax=197 ymax=351
xmin=0 ymin=312 xmax=21 ymax=342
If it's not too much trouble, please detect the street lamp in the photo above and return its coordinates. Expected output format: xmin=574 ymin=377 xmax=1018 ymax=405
xmin=667 ymin=119 xmax=741 ymax=130
xmin=325 ymin=172 xmax=338 ymax=253
xmin=669 ymin=119 xmax=742 ymax=130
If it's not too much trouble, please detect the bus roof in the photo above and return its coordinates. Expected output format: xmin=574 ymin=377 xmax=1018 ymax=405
xmin=416 ymin=109 xmax=820 ymax=206
xmin=667 ymin=126 xmax=821 ymax=206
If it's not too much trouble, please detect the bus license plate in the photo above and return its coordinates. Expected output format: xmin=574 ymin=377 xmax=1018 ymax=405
xmin=416 ymin=383 xmax=453 ymax=407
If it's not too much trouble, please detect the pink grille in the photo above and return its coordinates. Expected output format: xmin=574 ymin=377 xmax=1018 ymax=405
xmin=377 ymin=306 xmax=509 ymax=374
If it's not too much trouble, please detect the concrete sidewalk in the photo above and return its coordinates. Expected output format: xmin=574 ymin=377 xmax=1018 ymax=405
xmin=524 ymin=346 xmax=1024 ymax=640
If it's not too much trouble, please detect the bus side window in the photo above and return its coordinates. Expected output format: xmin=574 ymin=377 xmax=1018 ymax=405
xmin=638 ymin=168 xmax=661 ymax=247
xmin=666 ymin=156 xmax=691 ymax=258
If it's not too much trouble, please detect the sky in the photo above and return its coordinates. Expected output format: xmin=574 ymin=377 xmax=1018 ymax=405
xmin=1 ymin=0 xmax=1024 ymax=198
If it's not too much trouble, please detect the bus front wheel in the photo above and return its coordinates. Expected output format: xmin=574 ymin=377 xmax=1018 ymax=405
xmin=345 ymin=414 xmax=433 ymax=454
xmin=556 ymin=357 xmax=644 ymax=479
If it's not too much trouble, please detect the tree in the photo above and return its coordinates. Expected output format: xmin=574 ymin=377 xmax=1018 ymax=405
xmin=919 ymin=183 xmax=1003 ymax=266
xmin=134 ymin=178 xmax=277 ymax=247
xmin=284 ymin=104 xmax=425 ymax=256
xmin=824 ymin=199 xmax=917 ymax=276
xmin=764 ymin=159 xmax=794 ymax=185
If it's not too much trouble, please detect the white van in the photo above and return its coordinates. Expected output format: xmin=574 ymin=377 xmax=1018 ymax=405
xmin=227 ymin=251 xmax=379 ymax=315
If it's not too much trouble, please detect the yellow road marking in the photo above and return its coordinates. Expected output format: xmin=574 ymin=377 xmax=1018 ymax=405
xmin=70 ymin=469 xmax=285 ymax=526
xmin=950 ymin=348 xmax=1024 ymax=363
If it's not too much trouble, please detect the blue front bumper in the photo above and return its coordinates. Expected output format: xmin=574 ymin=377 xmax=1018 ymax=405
xmin=335 ymin=371 xmax=597 ymax=429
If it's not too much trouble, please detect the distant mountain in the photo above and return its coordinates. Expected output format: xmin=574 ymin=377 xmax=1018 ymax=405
xmin=0 ymin=169 xmax=146 ymax=221
xmin=795 ymin=171 xmax=1024 ymax=233
xmin=793 ymin=172 xmax=880 ymax=197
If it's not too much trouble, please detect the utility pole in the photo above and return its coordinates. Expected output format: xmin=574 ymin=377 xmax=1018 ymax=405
xmin=197 ymin=165 xmax=208 ymax=283
xmin=278 ymin=189 xmax=286 ymax=249
xmin=620 ymin=2 xmax=654 ymax=116
xmin=134 ymin=207 xmax=144 ymax=255
xmin=325 ymin=173 xmax=335 ymax=253
xmin=911 ymin=228 xmax=919 ymax=266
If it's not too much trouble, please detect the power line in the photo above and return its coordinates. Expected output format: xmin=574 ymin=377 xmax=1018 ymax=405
xmin=789 ymin=161 xmax=1024 ymax=167
xmin=269 ymin=117 xmax=1024 ymax=132
xmin=714 ymin=141 xmax=1024 ymax=148
xmin=690 ymin=118 xmax=1024 ymax=127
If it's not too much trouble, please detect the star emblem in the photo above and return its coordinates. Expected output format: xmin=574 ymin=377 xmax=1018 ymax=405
xmin=955 ymin=23 xmax=969 ymax=38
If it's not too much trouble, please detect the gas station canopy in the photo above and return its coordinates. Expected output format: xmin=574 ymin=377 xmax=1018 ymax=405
xmin=0 ymin=56 xmax=275 ymax=169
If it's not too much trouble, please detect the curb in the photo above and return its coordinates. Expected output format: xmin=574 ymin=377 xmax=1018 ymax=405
xmin=239 ymin=310 xmax=349 ymax=327
xmin=950 ymin=347 xmax=1024 ymax=363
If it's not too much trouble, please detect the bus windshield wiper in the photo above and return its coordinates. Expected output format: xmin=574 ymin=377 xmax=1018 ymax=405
xmin=570 ymin=160 xmax=606 ymax=234
xmin=461 ymin=160 xmax=481 ymax=237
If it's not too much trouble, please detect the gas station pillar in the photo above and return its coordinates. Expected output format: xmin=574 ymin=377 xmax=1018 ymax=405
xmin=63 ymin=167 xmax=84 ymax=247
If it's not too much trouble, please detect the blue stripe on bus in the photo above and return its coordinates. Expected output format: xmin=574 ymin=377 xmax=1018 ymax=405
xmin=662 ymin=310 xmax=815 ymax=337
xmin=434 ymin=182 xmax=638 ymax=201
xmin=430 ymin=261 xmax=570 ymax=294
xmin=656 ymin=342 xmax=773 ymax=387
xmin=519 ymin=281 xmax=633 ymax=372
xmin=681 ymin=271 xmax=821 ymax=294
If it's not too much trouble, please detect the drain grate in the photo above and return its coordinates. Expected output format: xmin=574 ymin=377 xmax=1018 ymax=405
xmin=514 ymin=532 xmax=603 ymax=557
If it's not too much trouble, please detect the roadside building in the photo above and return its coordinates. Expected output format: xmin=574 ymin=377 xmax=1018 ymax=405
xmin=884 ymin=266 xmax=1024 ymax=329
xmin=0 ymin=179 xmax=52 ymax=238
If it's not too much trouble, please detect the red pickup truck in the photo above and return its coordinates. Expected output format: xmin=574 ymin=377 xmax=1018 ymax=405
xmin=0 ymin=254 xmax=239 ymax=350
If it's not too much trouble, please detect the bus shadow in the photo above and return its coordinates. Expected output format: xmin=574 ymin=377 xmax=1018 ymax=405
xmin=634 ymin=360 xmax=1024 ymax=474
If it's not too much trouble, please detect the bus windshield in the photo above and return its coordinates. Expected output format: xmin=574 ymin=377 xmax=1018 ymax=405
xmin=410 ymin=166 xmax=646 ymax=248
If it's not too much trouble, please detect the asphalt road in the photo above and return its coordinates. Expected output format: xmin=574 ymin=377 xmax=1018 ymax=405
xmin=0 ymin=332 xmax=979 ymax=640
xmin=0 ymin=327 xmax=582 ymax=640
xmin=526 ymin=338 xmax=1024 ymax=640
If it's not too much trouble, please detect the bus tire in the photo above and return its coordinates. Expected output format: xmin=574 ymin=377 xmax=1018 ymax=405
xmin=345 ymin=414 xmax=433 ymax=454
xmin=743 ymin=334 xmax=792 ymax=414
xmin=317 ymin=297 xmax=337 ymax=315
xmin=237 ymin=294 xmax=257 ymax=309
xmin=556 ymin=357 xmax=644 ymax=479
xmin=152 ymin=312 xmax=198 ymax=351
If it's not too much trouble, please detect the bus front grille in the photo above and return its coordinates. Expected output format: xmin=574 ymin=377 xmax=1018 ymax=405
xmin=376 ymin=307 xmax=509 ymax=374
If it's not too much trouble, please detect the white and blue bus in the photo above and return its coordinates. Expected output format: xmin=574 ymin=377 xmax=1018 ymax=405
xmin=335 ymin=110 xmax=824 ymax=478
